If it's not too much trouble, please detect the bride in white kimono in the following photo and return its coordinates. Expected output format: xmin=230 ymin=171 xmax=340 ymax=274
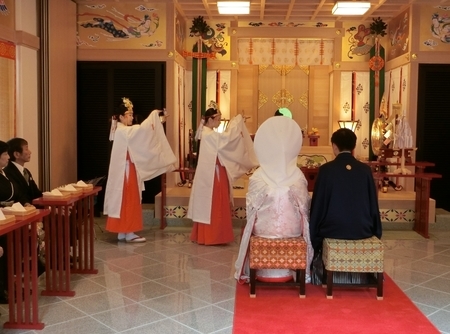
xmin=235 ymin=116 xmax=313 ymax=283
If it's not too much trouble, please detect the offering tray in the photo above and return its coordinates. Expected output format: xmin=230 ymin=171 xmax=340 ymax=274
xmin=72 ymin=184 xmax=94 ymax=192
xmin=0 ymin=215 xmax=16 ymax=225
xmin=43 ymin=193 xmax=72 ymax=200
xmin=58 ymin=188 xmax=83 ymax=196
xmin=2 ymin=206 xmax=37 ymax=217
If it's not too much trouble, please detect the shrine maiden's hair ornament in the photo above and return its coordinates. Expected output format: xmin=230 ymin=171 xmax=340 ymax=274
xmin=109 ymin=97 xmax=134 ymax=141
xmin=195 ymin=108 xmax=220 ymax=140
xmin=122 ymin=97 xmax=133 ymax=111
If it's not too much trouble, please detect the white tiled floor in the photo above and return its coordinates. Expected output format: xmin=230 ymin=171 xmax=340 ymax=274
xmin=1 ymin=223 xmax=450 ymax=334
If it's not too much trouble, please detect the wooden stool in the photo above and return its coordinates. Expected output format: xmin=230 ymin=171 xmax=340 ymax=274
xmin=249 ymin=236 xmax=307 ymax=298
xmin=322 ymin=236 xmax=384 ymax=300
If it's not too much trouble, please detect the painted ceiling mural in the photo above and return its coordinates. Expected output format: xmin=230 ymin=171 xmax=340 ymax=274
xmin=420 ymin=4 xmax=450 ymax=51
xmin=77 ymin=2 xmax=166 ymax=49
xmin=0 ymin=0 xmax=14 ymax=29
xmin=239 ymin=21 xmax=334 ymax=28
xmin=175 ymin=11 xmax=186 ymax=55
xmin=344 ymin=22 xmax=373 ymax=61
xmin=387 ymin=9 xmax=409 ymax=61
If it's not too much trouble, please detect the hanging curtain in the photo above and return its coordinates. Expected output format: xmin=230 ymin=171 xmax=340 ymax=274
xmin=341 ymin=71 xmax=370 ymax=160
xmin=206 ymin=71 xmax=217 ymax=109
xmin=238 ymin=38 xmax=334 ymax=66
xmin=399 ymin=64 xmax=409 ymax=115
xmin=353 ymin=72 xmax=370 ymax=160
xmin=389 ymin=67 xmax=402 ymax=114
xmin=387 ymin=65 xmax=409 ymax=116
xmin=204 ymin=70 xmax=231 ymax=120
xmin=0 ymin=40 xmax=15 ymax=140
xmin=218 ymin=70 xmax=231 ymax=119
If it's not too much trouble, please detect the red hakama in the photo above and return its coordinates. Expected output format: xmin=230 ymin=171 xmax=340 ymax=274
xmin=190 ymin=162 xmax=235 ymax=245
xmin=106 ymin=154 xmax=143 ymax=233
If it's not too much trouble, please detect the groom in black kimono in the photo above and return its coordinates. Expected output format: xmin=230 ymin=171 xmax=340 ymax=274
xmin=309 ymin=128 xmax=382 ymax=254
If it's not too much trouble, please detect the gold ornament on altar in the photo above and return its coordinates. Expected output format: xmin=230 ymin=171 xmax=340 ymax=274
xmin=308 ymin=127 xmax=319 ymax=136
xmin=272 ymin=89 xmax=294 ymax=108
xmin=308 ymin=127 xmax=320 ymax=146
xmin=299 ymin=91 xmax=308 ymax=109
xmin=371 ymin=117 xmax=385 ymax=156
xmin=273 ymin=65 xmax=295 ymax=76
xmin=258 ymin=65 xmax=268 ymax=74
xmin=371 ymin=94 xmax=388 ymax=156
xmin=258 ymin=90 xmax=268 ymax=109
xmin=299 ymin=65 xmax=309 ymax=75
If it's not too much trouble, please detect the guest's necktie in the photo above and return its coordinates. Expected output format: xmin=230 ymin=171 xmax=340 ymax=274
xmin=23 ymin=168 xmax=30 ymax=185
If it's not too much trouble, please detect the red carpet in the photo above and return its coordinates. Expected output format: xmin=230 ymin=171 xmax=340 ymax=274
xmin=233 ymin=275 xmax=439 ymax=334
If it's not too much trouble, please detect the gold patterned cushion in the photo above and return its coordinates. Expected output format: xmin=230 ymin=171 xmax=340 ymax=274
xmin=249 ymin=236 xmax=307 ymax=270
xmin=322 ymin=236 xmax=384 ymax=273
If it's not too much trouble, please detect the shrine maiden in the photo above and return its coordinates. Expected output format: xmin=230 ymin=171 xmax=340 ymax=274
xmin=104 ymin=98 xmax=176 ymax=242
xmin=187 ymin=108 xmax=258 ymax=245
xmin=235 ymin=116 xmax=313 ymax=283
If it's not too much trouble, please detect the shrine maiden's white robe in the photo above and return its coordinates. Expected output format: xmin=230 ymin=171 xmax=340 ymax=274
xmin=104 ymin=110 xmax=177 ymax=218
xmin=187 ymin=114 xmax=258 ymax=224
xmin=234 ymin=116 xmax=314 ymax=282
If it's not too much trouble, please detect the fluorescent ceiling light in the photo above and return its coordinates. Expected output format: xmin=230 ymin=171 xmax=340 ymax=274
xmin=332 ymin=1 xmax=370 ymax=15
xmin=217 ymin=1 xmax=250 ymax=15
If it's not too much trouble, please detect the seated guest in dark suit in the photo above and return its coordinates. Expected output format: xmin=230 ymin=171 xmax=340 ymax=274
xmin=309 ymin=128 xmax=382 ymax=283
xmin=4 ymin=138 xmax=43 ymax=204
xmin=0 ymin=140 xmax=32 ymax=303
xmin=4 ymin=138 xmax=46 ymax=285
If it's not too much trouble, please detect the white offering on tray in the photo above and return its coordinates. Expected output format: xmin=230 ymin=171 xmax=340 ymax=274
xmin=43 ymin=188 xmax=71 ymax=199
xmin=2 ymin=202 xmax=36 ymax=216
xmin=0 ymin=209 xmax=15 ymax=225
xmin=59 ymin=184 xmax=78 ymax=192
xmin=10 ymin=202 xmax=26 ymax=211
xmin=43 ymin=189 xmax=64 ymax=196
xmin=72 ymin=180 xmax=94 ymax=191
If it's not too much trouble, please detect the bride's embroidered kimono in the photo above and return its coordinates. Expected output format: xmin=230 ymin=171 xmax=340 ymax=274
xmin=235 ymin=116 xmax=313 ymax=282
